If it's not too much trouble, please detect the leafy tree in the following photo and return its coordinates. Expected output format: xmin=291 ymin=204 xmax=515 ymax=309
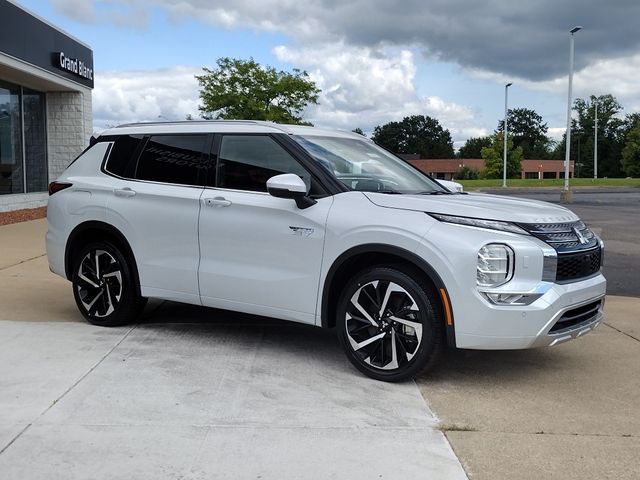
xmin=621 ymin=112 xmax=640 ymax=139
xmin=458 ymin=136 xmax=492 ymax=158
xmin=621 ymin=123 xmax=640 ymax=177
xmin=195 ymin=57 xmax=320 ymax=124
xmin=481 ymin=133 xmax=523 ymax=179
xmin=496 ymin=107 xmax=551 ymax=158
xmin=554 ymin=94 xmax=624 ymax=177
xmin=352 ymin=127 xmax=366 ymax=136
xmin=371 ymin=115 xmax=454 ymax=158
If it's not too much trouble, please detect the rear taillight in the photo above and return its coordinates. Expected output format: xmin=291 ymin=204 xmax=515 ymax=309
xmin=48 ymin=181 xmax=73 ymax=196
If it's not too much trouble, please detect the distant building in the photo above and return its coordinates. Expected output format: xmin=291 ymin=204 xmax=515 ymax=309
xmin=0 ymin=0 xmax=93 ymax=212
xmin=398 ymin=155 xmax=575 ymax=180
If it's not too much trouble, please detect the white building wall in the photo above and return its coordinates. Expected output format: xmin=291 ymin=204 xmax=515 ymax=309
xmin=46 ymin=89 xmax=92 ymax=182
xmin=0 ymin=192 xmax=48 ymax=212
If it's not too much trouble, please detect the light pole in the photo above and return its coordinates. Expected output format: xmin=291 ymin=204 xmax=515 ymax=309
xmin=503 ymin=82 xmax=512 ymax=188
xmin=561 ymin=26 xmax=582 ymax=202
xmin=594 ymin=99 xmax=598 ymax=178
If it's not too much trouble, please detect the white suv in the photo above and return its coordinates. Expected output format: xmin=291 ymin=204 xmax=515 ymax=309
xmin=46 ymin=121 xmax=606 ymax=381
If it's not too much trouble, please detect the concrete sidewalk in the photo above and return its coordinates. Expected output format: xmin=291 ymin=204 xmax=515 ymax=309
xmin=0 ymin=220 xmax=467 ymax=479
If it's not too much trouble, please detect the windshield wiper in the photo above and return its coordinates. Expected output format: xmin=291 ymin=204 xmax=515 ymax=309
xmin=374 ymin=190 xmax=402 ymax=194
xmin=417 ymin=190 xmax=452 ymax=195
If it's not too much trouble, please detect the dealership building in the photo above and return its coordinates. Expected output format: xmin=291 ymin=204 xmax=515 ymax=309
xmin=0 ymin=0 xmax=93 ymax=212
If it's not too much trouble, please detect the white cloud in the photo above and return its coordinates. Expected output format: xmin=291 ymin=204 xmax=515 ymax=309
xmin=93 ymin=66 xmax=200 ymax=132
xmin=467 ymin=53 xmax=640 ymax=115
xmin=91 ymin=46 xmax=485 ymax=146
xmin=273 ymin=43 xmax=479 ymax=142
xmin=51 ymin=0 xmax=97 ymax=23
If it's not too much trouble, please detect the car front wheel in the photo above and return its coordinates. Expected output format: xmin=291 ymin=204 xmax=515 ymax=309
xmin=337 ymin=266 xmax=444 ymax=382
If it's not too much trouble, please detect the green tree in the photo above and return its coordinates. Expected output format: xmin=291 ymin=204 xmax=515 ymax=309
xmin=496 ymin=107 xmax=551 ymax=158
xmin=371 ymin=115 xmax=454 ymax=158
xmin=481 ymin=133 xmax=523 ymax=179
xmin=458 ymin=136 xmax=492 ymax=158
xmin=554 ymin=94 xmax=625 ymax=177
xmin=621 ymin=123 xmax=640 ymax=177
xmin=195 ymin=57 xmax=320 ymax=124
xmin=352 ymin=127 xmax=366 ymax=136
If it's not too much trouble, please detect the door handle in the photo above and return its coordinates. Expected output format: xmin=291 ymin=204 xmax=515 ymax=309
xmin=204 ymin=197 xmax=232 ymax=207
xmin=114 ymin=187 xmax=136 ymax=197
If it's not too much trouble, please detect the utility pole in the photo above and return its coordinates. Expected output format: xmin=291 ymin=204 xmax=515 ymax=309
xmin=561 ymin=26 xmax=582 ymax=203
xmin=594 ymin=99 xmax=598 ymax=179
xmin=503 ymin=82 xmax=512 ymax=188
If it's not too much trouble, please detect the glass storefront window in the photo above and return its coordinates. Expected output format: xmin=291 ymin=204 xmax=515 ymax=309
xmin=0 ymin=80 xmax=24 ymax=194
xmin=23 ymin=89 xmax=47 ymax=193
xmin=0 ymin=80 xmax=47 ymax=195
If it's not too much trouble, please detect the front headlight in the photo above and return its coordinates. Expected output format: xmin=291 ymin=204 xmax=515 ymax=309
xmin=429 ymin=213 xmax=529 ymax=235
xmin=477 ymin=244 xmax=514 ymax=287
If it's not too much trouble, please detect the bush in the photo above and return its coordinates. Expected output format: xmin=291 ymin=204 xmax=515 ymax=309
xmin=454 ymin=166 xmax=479 ymax=180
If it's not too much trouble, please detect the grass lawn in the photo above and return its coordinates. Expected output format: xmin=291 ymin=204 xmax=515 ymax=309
xmin=458 ymin=178 xmax=640 ymax=191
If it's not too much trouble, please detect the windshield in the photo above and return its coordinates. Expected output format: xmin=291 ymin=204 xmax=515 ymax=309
xmin=293 ymin=135 xmax=448 ymax=194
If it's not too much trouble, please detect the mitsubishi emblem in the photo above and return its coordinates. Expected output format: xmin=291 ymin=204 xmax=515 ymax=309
xmin=573 ymin=227 xmax=588 ymax=245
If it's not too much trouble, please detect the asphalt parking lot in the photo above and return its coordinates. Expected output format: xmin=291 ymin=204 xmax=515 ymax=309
xmin=481 ymin=187 xmax=640 ymax=297
xmin=1 ymin=188 xmax=639 ymax=479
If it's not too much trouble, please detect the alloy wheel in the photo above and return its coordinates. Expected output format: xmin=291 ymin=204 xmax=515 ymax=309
xmin=76 ymin=249 xmax=123 ymax=318
xmin=345 ymin=280 xmax=423 ymax=370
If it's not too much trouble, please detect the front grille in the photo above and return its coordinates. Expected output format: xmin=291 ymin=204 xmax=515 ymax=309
xmin=519 ymin=220 xmax=599 ymax=253
xmin=556 ymin=247 xmax=602 ymax=282
xmin=549 ymin=300 xmax=601 ymax=333
xmin=519 ymin=220 xmax=602 ymax=282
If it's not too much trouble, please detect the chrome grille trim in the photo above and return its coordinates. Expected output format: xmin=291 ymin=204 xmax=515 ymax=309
xmin=518 ymin=220 xmax=599 ymax=253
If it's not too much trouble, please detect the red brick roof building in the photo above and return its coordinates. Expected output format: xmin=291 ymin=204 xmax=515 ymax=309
xmin=400 ymin=156 xmax=575 ymax=180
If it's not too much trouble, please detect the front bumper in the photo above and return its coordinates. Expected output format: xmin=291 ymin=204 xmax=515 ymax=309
xmin=452 ymin=273 xmax=607 ymax=350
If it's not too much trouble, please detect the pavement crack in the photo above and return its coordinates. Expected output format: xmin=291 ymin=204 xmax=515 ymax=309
xmin=0 ymin=424 xmax=32 ymax=456
xmin=0 ymin=253 xmax=46 ymax=271
xmin=441 ymin=427 xmax=637 ymax=439
xmin=603 ymin=322 xmax=640 ymax=343
xmin=0 ymin=325 xmax=137 ymax=456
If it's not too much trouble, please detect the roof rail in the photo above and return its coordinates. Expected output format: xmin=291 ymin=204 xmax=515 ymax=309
xmin=116 ymin=120 xmax=274 ymax=128
xmin=113 ymin=119 xmax=297 ymax=135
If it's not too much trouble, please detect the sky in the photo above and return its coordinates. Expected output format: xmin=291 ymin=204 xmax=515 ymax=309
xmin=17 ymin=0 xmax=640 ymax=148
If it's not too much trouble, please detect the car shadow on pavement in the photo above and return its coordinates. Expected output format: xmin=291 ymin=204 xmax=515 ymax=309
xmin=136 ymin=300 xmax=571 ymax=385
xmin=418 ymin=344 xmax=577 ymax=385
xmin=134 ymin=299 xmax=344 ymax=365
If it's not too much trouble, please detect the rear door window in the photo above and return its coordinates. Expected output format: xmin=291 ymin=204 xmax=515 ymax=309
xmin=104 ymin=135 xmax=145 ymax=178
xmin=135 ymin=135 xmax=209 ymax=186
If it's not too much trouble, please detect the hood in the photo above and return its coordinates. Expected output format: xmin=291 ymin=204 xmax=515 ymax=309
xmin=363 ymin=192 xmax=579 ymax=224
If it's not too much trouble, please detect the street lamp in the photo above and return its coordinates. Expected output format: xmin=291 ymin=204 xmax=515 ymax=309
xmin=503 ymin=82 xmax=512 ymax=188
xmin=594 ymin=99 xmax=598 ymax=178
xmin=561 ymin=25 xmax=582 ymax=202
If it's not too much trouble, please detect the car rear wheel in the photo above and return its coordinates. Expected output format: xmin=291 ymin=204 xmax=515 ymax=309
xmin=72 ymin=241 xmax=146 ymax=326
xmin=337 ymin=266 xmax=444 ymax=382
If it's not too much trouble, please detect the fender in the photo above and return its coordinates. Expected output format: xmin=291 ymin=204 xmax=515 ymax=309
xmin=64 ymin=221 xmax=142 ymax=296
xmin=320 ymin=243 xmax=456 ymax=346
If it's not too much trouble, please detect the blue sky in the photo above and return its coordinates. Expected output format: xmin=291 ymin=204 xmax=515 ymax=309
xmin=16 ymin=0 xmax=640 ymax=148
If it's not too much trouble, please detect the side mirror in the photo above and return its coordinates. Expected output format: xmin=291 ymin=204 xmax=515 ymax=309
xmin=266 ymin=173 xmax=317 ymax=209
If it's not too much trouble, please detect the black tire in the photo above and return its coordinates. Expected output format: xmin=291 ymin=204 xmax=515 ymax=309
xmin=336 ymin=265 xmax=444 ymax=382
xmin=72 ymin=241 xmax=147 ymax=327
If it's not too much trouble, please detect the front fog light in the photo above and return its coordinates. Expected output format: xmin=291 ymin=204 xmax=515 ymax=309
xmin=477 ymin=244 xmax=514 ymax=287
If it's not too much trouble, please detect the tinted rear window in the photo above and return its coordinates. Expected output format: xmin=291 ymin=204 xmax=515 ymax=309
xmin=104 ymin=135 xmax=145 ymax=178
xmin=135 ymin=135 xmax=208 ymax=186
